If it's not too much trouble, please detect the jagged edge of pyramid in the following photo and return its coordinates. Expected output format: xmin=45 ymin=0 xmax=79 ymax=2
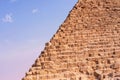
xmin=22 ymin=0 xmax=79 ymax=79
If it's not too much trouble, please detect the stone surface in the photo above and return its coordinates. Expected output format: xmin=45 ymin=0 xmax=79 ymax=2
xmin=22 ymin=0 xmax=120 ymax=80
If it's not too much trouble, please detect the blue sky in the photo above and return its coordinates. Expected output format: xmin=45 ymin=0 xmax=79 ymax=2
xmin=0 ymin=0 xmax=77 ymax=80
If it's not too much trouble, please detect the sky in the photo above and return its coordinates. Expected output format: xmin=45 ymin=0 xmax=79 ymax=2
xmin=0 ymin=0 xmax=77 ymax=80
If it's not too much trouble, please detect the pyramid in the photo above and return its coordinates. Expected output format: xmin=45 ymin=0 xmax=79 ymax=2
xmin=22 ymin=0 xmax=120 ymax=80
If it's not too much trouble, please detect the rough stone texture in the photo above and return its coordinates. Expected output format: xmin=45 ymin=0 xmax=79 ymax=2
xmin=22 ymin=0 xmax=120 ymax=80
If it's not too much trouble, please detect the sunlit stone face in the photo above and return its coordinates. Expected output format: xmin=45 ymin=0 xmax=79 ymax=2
xmin=22 ymin=0 xmax=120 ymax=80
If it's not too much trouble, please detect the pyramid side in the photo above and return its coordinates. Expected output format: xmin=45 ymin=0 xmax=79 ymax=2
xmin=22 ymin=0 xmax=120 ymax=80
xmin=22 ymin=1 xmax=80 ymax=80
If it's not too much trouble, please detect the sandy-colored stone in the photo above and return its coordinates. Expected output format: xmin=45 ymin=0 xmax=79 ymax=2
xmin=22 ymin=0 xmax=120 ymax=80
